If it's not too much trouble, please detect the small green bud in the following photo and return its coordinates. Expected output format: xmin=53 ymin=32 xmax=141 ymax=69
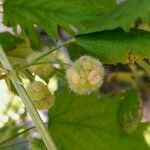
xmin=66 ymin=56 xmax=104 ymax=95
xmin=26 ymin=81 xmax=54 ymax=110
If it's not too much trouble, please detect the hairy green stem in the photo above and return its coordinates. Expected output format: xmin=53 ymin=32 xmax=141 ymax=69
xmin=26 ymin=38 xmax=75 ymax=67
xmin=0 ymin=45 xmax=57 ymax=150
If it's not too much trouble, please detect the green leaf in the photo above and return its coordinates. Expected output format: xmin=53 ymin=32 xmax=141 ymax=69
xmin=83 ymin=0 xmax=150 ymax=33
xmin=30 ymin=138 xmax=46 ymax=150
xmin=74 ymin=29 xmax=150 ymax=64
xmin=3 ymin=0 xmax=116 ymax=38
xmin=20 ymin=23 xmax=41 ymax=50
xmin=48 ymin=88 xmax=150 ymax=150
xmin=0 ymin=119 xmax=23 ymax=144
xmin=67 ymin=42 xmax=86 ymax=61
xmin=0 ymin=32 xmax=24 ymax=52
xmin=119 ymin=89 xmax=143 ymax=133
xmin=7 ymin=41 xmax=33 ymax=58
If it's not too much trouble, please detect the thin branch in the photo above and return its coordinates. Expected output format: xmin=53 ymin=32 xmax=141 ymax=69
xmin=129 ymin=63 xmax=142 ymax=87
xmin=0 ymin=45 xmax=57 ymax=150
xmin=0 ymin=122 xmax=48 ymax=146
xmin=26 ymin=38 xmax=75 ymax=67
xmin=23 ymin=60 xmax=71 ymax=72
xmin=23 ymin=61 xmax=54 ymax=70
xmin=24 ymin=69 xmax=35 ymax=82
xmin=137 ymin=60 xmax=150 ymax=76
xmin=0 ymin=141 xmax=28 ymax=149
xmin=0 ymin=126 xmax=35 ymax=145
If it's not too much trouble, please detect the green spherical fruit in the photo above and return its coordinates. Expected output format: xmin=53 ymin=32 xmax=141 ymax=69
xmin=66 ymin=56 xmax=104 ymax=95
xmin=26 ymin=81 xmax=54 ymax=110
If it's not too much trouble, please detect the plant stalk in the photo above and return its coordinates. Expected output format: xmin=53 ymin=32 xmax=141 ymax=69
xmin=0 ymin=45 xmax=57 ymax=150
xmin=0 ymin=126 xmax=35 ymax=145
xmin=137 ymin=60 xmax=150 ymax=76
xmin=27 ymin=38 xmax=75 ymax=67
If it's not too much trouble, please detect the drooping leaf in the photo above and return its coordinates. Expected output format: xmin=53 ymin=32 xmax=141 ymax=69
xmin=83 ymin=0 xmax=150 ymax=33
xmin=48 ymin=88 xmax=150 ymax=150
xmin=20 ymin=23 xmax=41 ymax=50
xmin=73 ymin=29 xmax=150 ymax=64
xmin=0 ymin=32 xmax=24 ymax=51
xmin=3 ymin=0 xmax=116 ymax=38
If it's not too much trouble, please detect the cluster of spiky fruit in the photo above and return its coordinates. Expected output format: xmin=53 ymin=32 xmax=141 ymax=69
xmin=26 ymin=81 xmax=54 ymax=110
xmin=66 ymin=56 xmax=104 ymax=95
xmin=26 ymin=56 xmax=104 ymax=110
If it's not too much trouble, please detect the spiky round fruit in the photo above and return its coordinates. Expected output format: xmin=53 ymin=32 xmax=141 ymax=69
xmin=26 ymin=81 xmax=54 ymax=110
xmin=27 ymin=52 xmax=54 ymax=76
xmin=66 ymin=56 xmax=104 ymax=95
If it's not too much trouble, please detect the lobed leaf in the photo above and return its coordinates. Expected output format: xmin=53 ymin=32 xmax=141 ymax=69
xmin=48 ymin=88 xmax=150 ymax=150
xmin=3 ymin=0 xmax=116 ymax=38
xmin=83 ymin=0 xmax=150 ymax=33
